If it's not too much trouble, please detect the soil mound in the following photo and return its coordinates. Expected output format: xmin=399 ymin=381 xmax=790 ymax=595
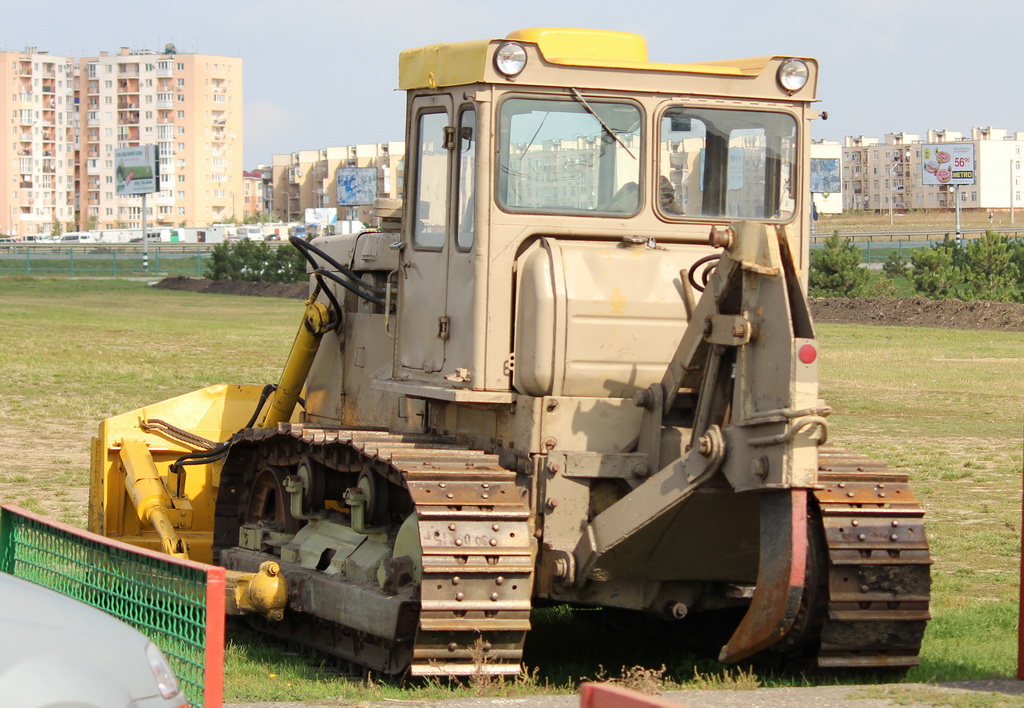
xmin=809 ymin=296 xmax=1024 ymax=332
xmin=152 ymin=277 xmax=1024 ymax=332
xmin=153 ymin=276 xmax=308 ymax=300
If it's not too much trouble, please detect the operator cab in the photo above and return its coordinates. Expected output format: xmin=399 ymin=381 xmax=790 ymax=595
xmin=390 ymin=29 xmax=816 ymax=401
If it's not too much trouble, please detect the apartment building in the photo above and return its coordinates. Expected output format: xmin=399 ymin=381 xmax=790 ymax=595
xmin=267 ymin=143 xmax=405 ymax=226
xmin=242 ymin=169 xmax=264 ymax=219
xmin=0 ymin=49 xmax=77 ymax=236
xmin=76 ymin=47 xmax=243 ymax=232
xmin=841 ymin=128 xmax=1024 ymax=215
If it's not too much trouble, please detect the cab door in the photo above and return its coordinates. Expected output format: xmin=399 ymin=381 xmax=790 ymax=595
xmin=398 ymin=95 xmax=453 ymax=373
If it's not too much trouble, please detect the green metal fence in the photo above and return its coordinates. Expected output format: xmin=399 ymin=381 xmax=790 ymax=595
xmin=0 ymin=505 xmax=224 ymax=708
xmin=0 ymin=245 xmax=215 ymax=278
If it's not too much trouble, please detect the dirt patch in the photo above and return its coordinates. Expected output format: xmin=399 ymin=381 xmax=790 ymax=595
xmin=809 ymin=296 xmax=1024 ymax=332
xmin=153 ymin=277 xmax=1024 ymax=332
xmin=153 ymin=275 xmax=308 ymax=300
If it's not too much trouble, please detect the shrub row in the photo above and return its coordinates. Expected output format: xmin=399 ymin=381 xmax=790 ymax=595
xmin=205 ymin=239 xmax=307 ymax=283
xmin=810 ymin=230 xmax=1024 ymax=302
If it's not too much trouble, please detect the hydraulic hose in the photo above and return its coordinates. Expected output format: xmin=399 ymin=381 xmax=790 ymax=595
xmin=290 ymin=235 xmax=385 ymax=301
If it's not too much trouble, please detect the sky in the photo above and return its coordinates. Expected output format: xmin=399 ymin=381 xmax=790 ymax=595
xmin=6 ymin=0 xmax=1021 ymax=167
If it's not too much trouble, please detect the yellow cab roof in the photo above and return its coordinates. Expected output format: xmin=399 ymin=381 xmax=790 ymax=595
xmin=399 ymin=27 xmax=780 ymax=90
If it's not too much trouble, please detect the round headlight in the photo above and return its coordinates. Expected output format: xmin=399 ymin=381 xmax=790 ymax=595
xmin=777 ymin=59 xmax=809 ymax=92
xmin=494 ymin=42 xmax=528 ymax=78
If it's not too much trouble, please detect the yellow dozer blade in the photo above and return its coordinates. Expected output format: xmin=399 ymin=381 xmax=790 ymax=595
xmin=89 ymin=384 xmax=268 ymax=564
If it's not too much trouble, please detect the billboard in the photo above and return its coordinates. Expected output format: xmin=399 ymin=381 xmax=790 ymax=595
xmin=810 ymin=158 xmax=841 ymax=194
xmin=922 ymin=143 xmax=975 ymax=186
xmin=114 ymin=145 xmax=160 ymax=195
xmin=304 ymin=208 xmax=338 ymax=225
xmin=336 ymin=167 xmax=378 ymax=206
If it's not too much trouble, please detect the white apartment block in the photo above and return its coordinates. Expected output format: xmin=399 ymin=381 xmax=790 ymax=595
xmin=0 ymin=45 xmax=242 ymax=237
xmin=841 ymin=127 xmax=1024 ymax=216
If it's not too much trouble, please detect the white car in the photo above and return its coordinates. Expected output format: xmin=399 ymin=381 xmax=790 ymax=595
xmin=0 ymin=572 xmax=188 ymax=708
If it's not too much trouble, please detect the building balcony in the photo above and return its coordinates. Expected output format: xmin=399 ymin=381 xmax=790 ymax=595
xmin=157 ymin=67 xmax=173 ymax=78
xmin=156 ymin=100 xmax=173 ymax=110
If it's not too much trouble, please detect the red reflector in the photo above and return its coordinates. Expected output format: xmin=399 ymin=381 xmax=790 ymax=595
xmin=798 ymin=344 xmax=817 ymax=364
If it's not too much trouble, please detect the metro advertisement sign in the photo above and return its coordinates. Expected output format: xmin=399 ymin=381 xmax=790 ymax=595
xmin=922 ymin=143 xmax=975 ymax=186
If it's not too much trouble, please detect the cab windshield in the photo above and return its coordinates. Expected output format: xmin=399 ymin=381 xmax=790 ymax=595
xmin=496 ymin=97 xmax=642 ymax=215
xmin=659 ymin=107 xmax=797 ymax=221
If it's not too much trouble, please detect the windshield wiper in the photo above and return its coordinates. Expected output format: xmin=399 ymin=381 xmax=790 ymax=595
xmin=570 ymin=88 xmax=637 ymax=160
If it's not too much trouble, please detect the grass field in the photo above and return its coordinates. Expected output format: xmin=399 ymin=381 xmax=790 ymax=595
xmin=0 ymin=278 xmax=1021 ymax=702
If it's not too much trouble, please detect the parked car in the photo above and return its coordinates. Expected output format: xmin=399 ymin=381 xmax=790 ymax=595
xmin=0 ymin=572 xmax=188 ymax=707
xmin=236 ymin=225 xmax=263 ymax=241
xmin=59 ymin=232 xmax=97 ymax=244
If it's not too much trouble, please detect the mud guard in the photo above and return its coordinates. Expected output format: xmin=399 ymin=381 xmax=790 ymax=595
xmin=719 ymin=489 xmax=807 ymax=663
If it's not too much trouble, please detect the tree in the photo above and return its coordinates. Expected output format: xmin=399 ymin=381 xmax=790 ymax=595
xmin=809 ymin=232 xmax=871 ymax=297
xmin=961 ymin=231 xmax=1020 ymax=302
xmin=243 ymin=211 xmax=275 ymax=224
xmin=882 ymin=252 xmax=908 ymax=279
xmin=205 ymin=240 xmax=306 ymax=283
xmin=909 ymin=245 xmax=961 ymax=299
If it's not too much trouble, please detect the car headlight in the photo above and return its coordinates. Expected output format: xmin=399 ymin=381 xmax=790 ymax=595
xmin=145 ymin=642 xmax=181 ymax=700
xmin=494 ymin=42 xmax=528 ymax=78
xmin=777 ymin=58 xmax=809 ymax=92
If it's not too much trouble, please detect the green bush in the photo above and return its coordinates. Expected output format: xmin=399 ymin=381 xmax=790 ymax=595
xmin=961 ymin=231 xmax=1019 ymax=302
xmin=205 ymin=240 xmax=306 ymax=283
xmin=882 ymin=252 xmax=909 ymax=279
xmin=808 ymin=232 xmax=871 ymax=297
xmin=909 ymin=245 xmax=961 ymax=299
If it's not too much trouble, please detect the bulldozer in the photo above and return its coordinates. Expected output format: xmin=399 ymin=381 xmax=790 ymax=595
xmin=90 ymin=28 xmax=931 ymax=677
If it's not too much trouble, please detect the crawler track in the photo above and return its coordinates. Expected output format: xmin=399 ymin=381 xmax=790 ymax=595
xmin=215 ymin=424 xmax=535 ymax=677
xmin=214 ymin=428 xmax=928 ymax=675
xmin=812 ymin=447 xmax=932 ymax=670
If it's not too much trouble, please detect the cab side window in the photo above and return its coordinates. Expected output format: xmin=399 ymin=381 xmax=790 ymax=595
xmin=413 ymin=111 xmax=450 ymax=249
xmin=455 ymin=108 xmax=476 ymax=251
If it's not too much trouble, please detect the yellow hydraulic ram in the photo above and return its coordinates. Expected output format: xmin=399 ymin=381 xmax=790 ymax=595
xmin=255 ymin=299 xmax=333 ymax=428
xmin=107 ymin=298 xmax=334 ymax=621
xmin=119 ymin=439 xmax=189 ymax=558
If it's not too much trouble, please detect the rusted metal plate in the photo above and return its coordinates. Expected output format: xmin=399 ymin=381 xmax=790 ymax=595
xmin=719 ymin=490 xmax=806 ymax=663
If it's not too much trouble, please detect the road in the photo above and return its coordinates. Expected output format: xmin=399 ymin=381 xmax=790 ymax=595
xmin=223 ymin=680 xmax=1024 ymax=708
